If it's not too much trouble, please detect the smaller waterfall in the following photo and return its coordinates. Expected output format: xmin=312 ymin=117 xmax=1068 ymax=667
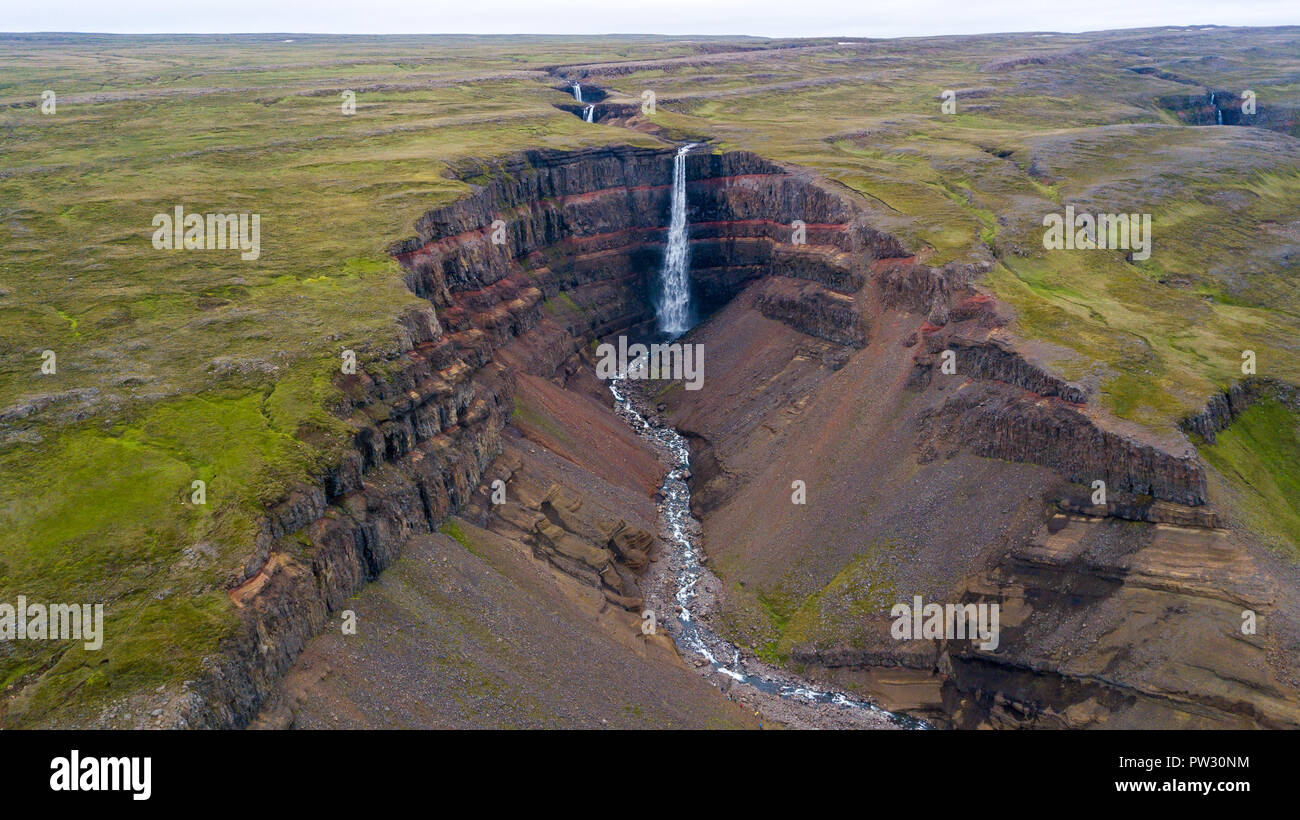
xmin=583 ymin=104 xmax=594 ymax=123
xmin=571 ymin=82 xmax=582 ymax=103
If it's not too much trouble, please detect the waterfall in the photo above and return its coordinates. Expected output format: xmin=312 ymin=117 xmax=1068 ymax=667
xmin=583 ymin=104 xmax=594 ymax=123
xmin=656 ymin=143 xmax=698 ymax=337
xmin=571 ymin=82 xmax=582 ymax=102
xmin=1217 ymin=107 xmax=1223 ymax=125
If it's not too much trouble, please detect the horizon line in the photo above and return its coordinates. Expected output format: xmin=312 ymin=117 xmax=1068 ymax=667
xmin=4 ymin=24 xmax=1290 ymax=39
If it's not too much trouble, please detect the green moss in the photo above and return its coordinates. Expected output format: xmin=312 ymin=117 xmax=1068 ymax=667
xmin=1200 ymin=400 xmax=1300 ymax=554
xmin=776 ymin=540 xmax=903 ymax=655
xmin=6 ymin=27 xmax=1300 ymax=725
xmin=743 ymin=539 xmax=903 ymax=664
xmin=509 ymin=394 xmax=572 ymax=448
xmin=556 ymin=291 xmax=582 ymax=313
xmin=754 ymin=590 xmax=796 ymax=663
xmin=438 ymin=519 xmax=482 ymax=557
xmin=8 ymin=592 xmax=237 ymax=724
xmin=0 ymin=387 xmax=320 ymax=722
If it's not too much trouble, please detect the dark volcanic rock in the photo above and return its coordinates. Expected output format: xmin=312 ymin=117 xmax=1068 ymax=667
xmin=182 ymin=145 xmax=898 ymax=728
xmin=919 ymin=381 xmax=1207 ymax=506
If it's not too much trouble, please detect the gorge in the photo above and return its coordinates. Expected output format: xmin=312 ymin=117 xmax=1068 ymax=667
xmin=210 ymin=142 xmax=1300 ymax=730
xmin=7 ymin=25 xmax=1300 ymax=739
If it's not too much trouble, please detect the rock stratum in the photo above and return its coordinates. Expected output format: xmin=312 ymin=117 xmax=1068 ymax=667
xmin=162 ymin=144 xmax=1298 ymax=729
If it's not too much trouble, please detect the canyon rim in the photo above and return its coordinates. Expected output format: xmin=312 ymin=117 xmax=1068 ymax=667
xmin=3 ymin=15 xmax=1300 ymax=756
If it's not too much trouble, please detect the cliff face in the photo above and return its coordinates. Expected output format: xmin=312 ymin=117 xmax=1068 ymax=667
xmin=180 ymin=143 xmax=1282 ymax=729
xmin=791 ymin=509 xmax=1300 ymax=729
xmin=916 ymin=382 xmax=1207 ymax=506
xmin=181 ymin=145 xmax=906 ymax=728
xmin=1156 ymin=91 xmax=1299 ymax=136
xmin=879 ymin=258 xmax=1211 ymax=509
xmin=390 ymin=146 xmax=888 ymax=330
xmin=662 ymin=268 xmax=1300 ymax=731
xmin=1180 ymin=377 xmax=1300 ymax=444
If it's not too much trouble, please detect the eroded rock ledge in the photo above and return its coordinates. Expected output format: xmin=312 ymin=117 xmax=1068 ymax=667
xmin=883 ymin=257 xmax=1210 ymax=507
xmin=175 ymin=144 xmax=909 ymax=728
xmin=1181 ymin=377 xmax=1300 ymax=444
xmin=176 ymin=143 xmax=1231 ymax=728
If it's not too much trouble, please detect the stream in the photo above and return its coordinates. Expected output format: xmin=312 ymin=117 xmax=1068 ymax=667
xmin=609 ymin=365 xmax=926 ymax=729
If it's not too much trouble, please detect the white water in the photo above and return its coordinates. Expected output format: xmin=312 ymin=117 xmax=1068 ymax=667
xmin=656 ymin=143 xmax=697 ymax=337
xmin=571 ymin=82 xmax=582 ymax=103
xmin=583 ymin=104 xmax=594 ymax=123
xmin=607 ymin=366 xmax=924 ymax=729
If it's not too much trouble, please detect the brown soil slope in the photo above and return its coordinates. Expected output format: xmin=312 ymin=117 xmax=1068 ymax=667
xmin=661 ymin=276 xmax=1300 ymax=728
xmin=257 ymin=373 xmax=761 ymax=729
xmin=240 ymin=144 xmax=1298 ymax=730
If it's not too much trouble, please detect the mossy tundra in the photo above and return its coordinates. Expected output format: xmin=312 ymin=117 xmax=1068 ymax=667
xmin=2 ymin=26 xmax=1299 ymax=725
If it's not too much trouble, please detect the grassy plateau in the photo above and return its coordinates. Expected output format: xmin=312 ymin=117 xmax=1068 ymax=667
xmin=2 ymin=27 xmax=1298 ymax=724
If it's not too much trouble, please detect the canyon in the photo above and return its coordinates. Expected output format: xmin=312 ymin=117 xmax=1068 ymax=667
xmin=220 ymin=143 xmax=1300 ymax=729
xmin=6 ymin=29 xmax=1300 ymax=729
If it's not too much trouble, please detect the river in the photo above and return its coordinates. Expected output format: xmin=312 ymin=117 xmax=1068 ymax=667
xmin=608 ymin=365 xmax=926 ymax=729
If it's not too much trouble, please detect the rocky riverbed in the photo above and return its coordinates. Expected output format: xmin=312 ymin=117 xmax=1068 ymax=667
xmin=610 ymin=369 xmax=922 ymax=730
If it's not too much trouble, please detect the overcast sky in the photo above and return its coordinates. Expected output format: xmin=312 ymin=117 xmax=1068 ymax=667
xmin=3 ymin=0 xmax=1298 ymax=38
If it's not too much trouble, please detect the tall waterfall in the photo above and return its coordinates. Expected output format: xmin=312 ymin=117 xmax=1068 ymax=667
xmin=656 ymin=143 xmax=698 ymax=337
xmin=571 ymin=82 xmax=582 ymax=102
xmin=583 ymin=104 xmax=594 ymax=123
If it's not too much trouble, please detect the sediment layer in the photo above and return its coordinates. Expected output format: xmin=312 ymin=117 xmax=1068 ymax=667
xmin=179 ymin=144 xmax=904 ymax=727
xmin=181 ymin=143 xmax=1238 ymax=728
